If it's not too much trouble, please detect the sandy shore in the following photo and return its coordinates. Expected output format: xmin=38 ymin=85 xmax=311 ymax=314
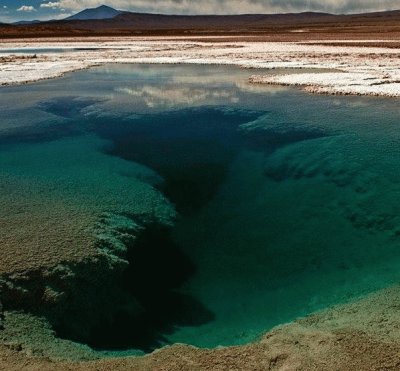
xmin=1 ymin=285 xmax=400 ymax=370
xmin=1 ymin=36 xmax=400 ymax=97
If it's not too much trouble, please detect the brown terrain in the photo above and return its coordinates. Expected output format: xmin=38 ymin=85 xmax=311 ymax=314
xmin=1 ymin=9 xmax=400 ymax=40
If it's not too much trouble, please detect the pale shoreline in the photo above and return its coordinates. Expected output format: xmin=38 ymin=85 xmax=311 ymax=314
xmin=1 ymin=36 xmax=400 ymax=97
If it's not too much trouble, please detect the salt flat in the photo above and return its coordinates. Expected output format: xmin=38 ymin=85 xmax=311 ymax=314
xmin=1 ymin=36 xmax=400 ymax=96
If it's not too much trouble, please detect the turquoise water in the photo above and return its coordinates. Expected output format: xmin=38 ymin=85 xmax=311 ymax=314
xmin=2 ymin=64 xmax=400 ymax=354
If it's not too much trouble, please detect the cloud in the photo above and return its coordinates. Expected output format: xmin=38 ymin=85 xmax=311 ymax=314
xmin=16 ymin=5 xmax=37 ymax=12
xmin=49 ymin=0 xmax=400 ymax=14
xmin=116 ymin=85 xmax=239 ymax=108
xmin=40 ymin=2 xmax=62 ymax=9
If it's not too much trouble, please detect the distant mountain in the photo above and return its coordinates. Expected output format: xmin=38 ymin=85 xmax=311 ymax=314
xmin=2 ymin=7 xmax=400 ymax=38
xmin=66 ymin=5 xmax=121 ymax=21
xmin=12 ymin=20 xmax=42 ymax=25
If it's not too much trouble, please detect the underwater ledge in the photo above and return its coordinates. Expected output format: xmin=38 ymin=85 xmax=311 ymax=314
xmin=0 ymin=210 xmax=209 ymax=360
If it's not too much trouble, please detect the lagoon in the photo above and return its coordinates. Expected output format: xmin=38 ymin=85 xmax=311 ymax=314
xmin=1 ymin=64 xmax=400 ymax=356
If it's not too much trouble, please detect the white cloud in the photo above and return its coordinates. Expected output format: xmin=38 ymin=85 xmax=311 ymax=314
xmin=16 ymin=5 xmax=37 ymax=12
xmin=116 ymin=85 xmax=239 ymax=108
xmin=3 ymin=6 xmax=7 ymax=9
xmin=40 ymin=2 xmax=62 ymax=9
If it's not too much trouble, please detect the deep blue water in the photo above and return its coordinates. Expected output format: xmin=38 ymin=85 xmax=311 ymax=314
xmin=1 ymin=64 xmax=400 ymax=354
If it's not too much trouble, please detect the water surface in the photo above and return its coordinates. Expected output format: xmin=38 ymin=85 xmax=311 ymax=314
xmin=1 ymin=64 xmax=400 ymax=354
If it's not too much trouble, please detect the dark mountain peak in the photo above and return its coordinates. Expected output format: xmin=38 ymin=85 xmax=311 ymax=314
xmin=66 ymin=4 xmax=121 ymax=21
xmin=96 ymin=5 xmax=116 ymax=11
xmin=12 ymin=20 xmax=42 ymax=25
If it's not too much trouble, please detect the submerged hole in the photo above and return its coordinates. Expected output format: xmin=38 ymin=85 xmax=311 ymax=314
xmin=3 ymin=101 xmax=338 ymax=353
xmin=95 ymin=108 xmax=261 ymax=215
xmin=52 ymin=108 xmax=331 ymax=352
xmin=54 ymin=224 xmax=214 ymax=352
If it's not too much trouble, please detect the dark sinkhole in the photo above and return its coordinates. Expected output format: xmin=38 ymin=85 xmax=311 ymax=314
xmin=30 ymin=103 xmax=332 ymax=352
xmin=3 ymin=65 xmax=400 ymax=356
xmin=94 ymin=108 xmax=261 ymax=214
xmin=53 ymin=224 xmax=215 ymax=352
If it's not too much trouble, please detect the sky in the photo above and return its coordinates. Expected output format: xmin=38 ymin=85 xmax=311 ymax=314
xmin=0 ymin=0 xmax=399 ymax=22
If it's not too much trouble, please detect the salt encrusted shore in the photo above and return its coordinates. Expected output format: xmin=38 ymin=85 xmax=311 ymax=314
xmin=0 ymin=36 xmax=399 ymax=97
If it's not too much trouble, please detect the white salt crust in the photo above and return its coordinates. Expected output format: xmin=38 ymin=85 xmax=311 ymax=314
xmin=1 ymin=37 xmax=399 ymax=96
